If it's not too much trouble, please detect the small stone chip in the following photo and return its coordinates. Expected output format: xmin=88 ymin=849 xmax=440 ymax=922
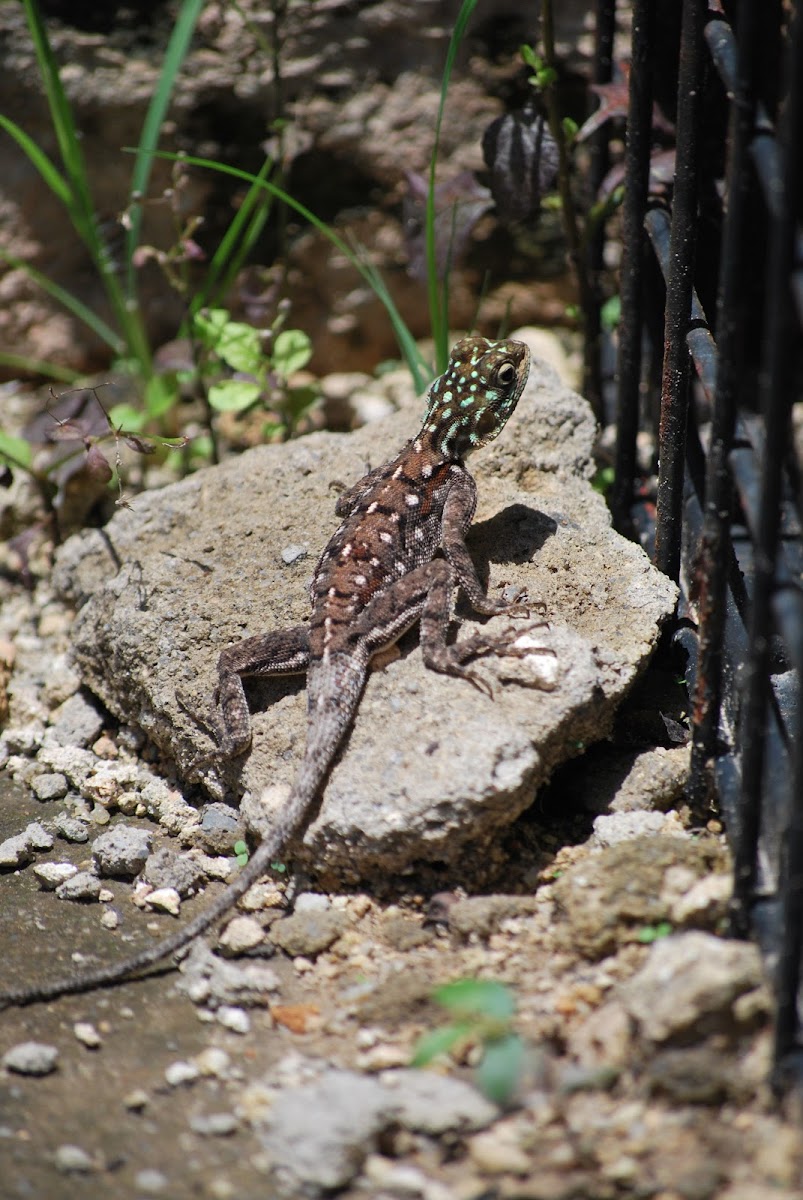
xmin=31 ymin=772 xmax=69 ymax=801
xmin=280 ymin=544 xmax=307 ymax=565
xmin=165 ymin=1060 xmax=200 ymax=1087
xmin=145 ymin=887 xmax=181 ymax=916
xmin=189 ymin=1111 xmax=239 ymax=1136
xmin=100 ymin=908 xmax=120 ymax=930
xmin=33 ymin=862 xmax=79 ymax=890
xmin=3 ymin=1041 xmax=59 ymax=1076
xmin=74 ymin=1022 xmax=102 ymax=1049
xmin=218 ymin=915 xmax=264 ymax=955
xmin=54 ymin=1144 xmax=95 ymax=1174
xmin=54 ymin=814 xmax=90 ymax=843
xmin=56 ymin=871 xmax=102 ymax=902
xmin=216 ymin=1006 xmax=251 ymax=1034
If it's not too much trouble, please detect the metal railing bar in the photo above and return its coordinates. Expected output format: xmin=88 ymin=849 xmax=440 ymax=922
xmin=654 ymin=0 xmax=707 ymax=583
xmin=734 ymin=0 xmax=803 ymax=935
xmin=611 ymin=0 xmax=654 ymax=534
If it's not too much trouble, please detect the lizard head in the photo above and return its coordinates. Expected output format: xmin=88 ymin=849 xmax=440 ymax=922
xmin=420 ymin=336 xmax=531 ymax=459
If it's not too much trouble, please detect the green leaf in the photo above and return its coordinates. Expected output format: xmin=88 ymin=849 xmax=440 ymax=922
xmin=208 ymin=379 xmax=261 ymax=413
xmin=434 ymin=979 xmax=515 ymax=1021
xmin=411 ymin=1022 xmax=471 ymax=1067
xmin=561 ymin=116 xmax=579 ymax=139
xmin=193 ymin=308 xmax=231 ymax=349
xmin=144 ymin=372 xmax=180 ymax=419
xmin=272 ymin=328 xmax=312 ymax=378
xmin=0 ymin=432 xmax=34 ymax=470
xmin=108 ymin=403 xmax=147 ymax=433
xmin=520 ymin=44 xmax=541 ymax=70
xmin=215 ymin=321 xmax=264 ymax=374
xmin=637 ymin=921 xmax=673 ymax=944
xmin=476 ymin=1033 xmax=525 ymax=1105
xmin=600 ymin=294 xmax=622 ymax=331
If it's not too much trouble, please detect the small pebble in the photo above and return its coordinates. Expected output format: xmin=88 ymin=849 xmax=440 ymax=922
xmin=54 ymin=1144 xmax=95 ymax=1173
xmin=74 ymin=1022 xmax=102 ymax=1049
xmin=293 ymin=891 xmax=330 ymax=914
xmin=33 ymin=862 xmax=78 ymax=890
xmin=216 ymin=1006 xmax=251 ymax=1035
xmin=165 ymin=1060 xmax=200 ymax=1087
xmin=218 ymin=915 xmax=264 ymax=955
xmin=25 ymin=821 xmax=54 ymax=851
xmin=31 ymin=772 xmax=69 ymax=801
xmin=145 ymin=887 xmax=181 ymax=916
xmin=3 ymin=1041 xmax=59 ymax=1076
xmin=100 ymin=909 xmax=120 ymax=930
xmin=134 ymin=1168 xmax=168 ymax=1193
xmin=56 ymin=871 xmax=102 ymax=902
xmin=0 ymin=833 xmax=34 ymax=869
xmin=123 ymin=1088 xmax=150 ymax=1111
xmin=194 ymin=1047 xmax=231 ymax=1077
xmin=280 ymin=544 xmax=307 ymax=565
xmin=189 ymin=1111 xmax=239 ymax=1136
xmin=54 ymin=815 xmax=90 ymax=843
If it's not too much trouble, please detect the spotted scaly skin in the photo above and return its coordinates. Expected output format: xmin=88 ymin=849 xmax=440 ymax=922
xmin=0 ymin=336 xmax=530 ymax=1008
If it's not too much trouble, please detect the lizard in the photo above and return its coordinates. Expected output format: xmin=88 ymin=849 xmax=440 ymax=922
xmin=0 ymin=335 xmax=532 ymax=1009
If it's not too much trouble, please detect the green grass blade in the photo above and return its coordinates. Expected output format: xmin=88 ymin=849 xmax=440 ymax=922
xmin=0 ymin=352 xmax=79 ymax=383
xmin=0 ymin=115 xmax=71 ymax=207
xmin=189 ymin=157 xmax=274 ymax=320
xmin=22 ymin=0 xmax=95 ymax=232
xmin=20 ymin=0 xmax=149 ymax=369
xmin=0 ymin=252 xmax=125 ymax=355
xmin=426 ymin=0 xmax=478 ymax=371
xmin=124 ymin=0 xmax=206 ymax=295
xmin=149 ymin=150 xmax=431 ymax=393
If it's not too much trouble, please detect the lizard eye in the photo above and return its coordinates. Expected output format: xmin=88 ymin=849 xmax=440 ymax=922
xmin=496 ymin=361 xmax=517 ymax=387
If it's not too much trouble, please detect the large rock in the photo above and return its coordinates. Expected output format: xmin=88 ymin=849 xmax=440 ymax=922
xmin=52 ymin=337 xmax=677 ymax=881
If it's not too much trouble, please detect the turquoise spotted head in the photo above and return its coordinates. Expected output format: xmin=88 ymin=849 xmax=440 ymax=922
xmin=420 ymin=336 xmax=530 ymax=459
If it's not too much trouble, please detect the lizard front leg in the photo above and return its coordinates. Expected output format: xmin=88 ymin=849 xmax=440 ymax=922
xmin=187 ymin=625 xmax=310 ymax=771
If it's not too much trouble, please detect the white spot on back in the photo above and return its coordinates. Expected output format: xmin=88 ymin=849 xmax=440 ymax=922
xmin=367 ymin=501 xmax=378 ymax=514
xmin=395 ymin=561 xmax=406 ymax=574
xmin=341 ymin=543 xmax=353 ymax=558
xmin=405 ymin=494 xmax=419 ymax=507
xmin=414 ymin=440 xmax=422 ymax=453
xmin=392 ymin=465 xmax=403 ymax=479
xmin=354 ymin=574 xmax=367 ymax=586
xmin=379 ymin=531 xmax=393 ymax=544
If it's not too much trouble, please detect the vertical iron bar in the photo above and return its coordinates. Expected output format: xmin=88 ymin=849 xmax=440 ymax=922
xmin=654 ymin=0 xmax=707 ymax=582
xmin=688 ymin=4 xmax=758 ymax=808
xmin=584 ymin=0 xmax=616 ymax=419
xmin=742 ymin=2 xmax=803 ymax=1082
xmin=611 ymin=0 xmax=653 ymax=534
xmin=734 ymin=0 xmax=801 ymax=925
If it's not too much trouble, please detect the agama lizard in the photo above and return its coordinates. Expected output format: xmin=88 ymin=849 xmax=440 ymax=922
xmin=0 ymin=335 xmax=531 ymax=1008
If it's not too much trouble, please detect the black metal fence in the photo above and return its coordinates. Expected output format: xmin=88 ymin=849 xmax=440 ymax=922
xmin=599 ymin=0 xmax=803 ymax=1093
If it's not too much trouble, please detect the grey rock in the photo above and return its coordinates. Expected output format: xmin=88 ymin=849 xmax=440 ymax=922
xmin=54 ymin=814 xmax=90 ymax=843
xmin=45 ymin=692 xmax=105 ymax=749
xmin=269 ymin=909 xmax=349 ymax=958
xmin=591 ymin=810 xmax=673 ymax=847
xmin=91 ymin=825 xmax=152 ymax=877
xmin=33 ymin=861 xmax=79 ymax=890
xmin=192 ymin=803 xmax=244 ymax=855
xmin=2 ymin=725 xmax=42 ymax=756
xmin=445 ymin=894 xmax=539 ymax=938
xmin=54 ymin=1144 xmax=95 ymax=1173
xmin=141 ymin=847 xmax=207 ymax=897
xmin=52 ymin=347 xmax=677 ymax=881
xmin=176 ymin=941 xmax=281 ymax=1008
xmin=619 ymin=931 xmax=764 ymax=1043
xmin=0 ymin=832 xmax=35 ymax=869
xmin=188 ymin=1111 xmax=239 ymax=1136
xmin=382 ymin=1068 xmax=497 ymax=1134
xmin=56 ymin=871 xmax=102 ymax=902
xmin=134 ymin=1169 xmax=168 ymax=1194
xmin=3 ymin=1040 xmax=59 ymax=1075
xmin=24 ymin=821 xmax=54 ymax=851
xmin=280 ymin=544 xmax=307 ymax=565
xmin=259 ymin=1068 xmax=496 ymax=1192
xmin=31 ymin=772 xmax=69 ymax=801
